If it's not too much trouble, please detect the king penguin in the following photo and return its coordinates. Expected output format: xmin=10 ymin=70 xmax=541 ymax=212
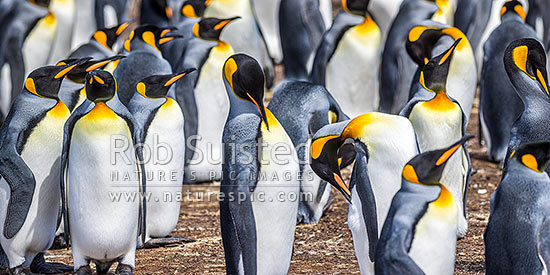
xmin=140 ymin=0 xmax=174 ymax=26
xmin=251 ymin=0 xmax=283 ymax=64
xmin=480 ymin=0 xmax=536 ymax=163
xmin=95 ymin=0 xmax=129 ymax=30
xmin=453 ymin=0 xmax=491 ymax=52
xmin=268 ymin=81 xmax=349 ymax=224
xmin=127 ymin=69 xmax=195 ymax=247
xmin=47 ymin=0 xmax=76 ymax=63
xmin=310 ymin=0 xmax=381 ymax=117
xmin=71 ymin=0 xmax=97 ymax=48
xmin=400 ymin=40 xmax=472 ymax=238
xmin=60 ymin=70 xmax=146 ymax=275
xmin=310 ymin=112 xmax=418 ymax=274
xmin=114 ymin=25 xmax=180 ymax=106
xmin=22 ymin=9 xmax=57 ymax=80
xmin=367 ymin=0 xmax=403 ymax=43
xmin=503 ymin=38 xmax=550 ymax=174
xmin=379 ymin=0 xmax=454 ymax=114
xmin=177 ymin=17 xmax=237 ymax=183
xmin=68 ymin=22 xmax=131 ymax=60
xmin=204 ymin=0 xmax=274 ymax=88
xmin=375 ymin=135 xmax=473 ymax=275
xmin=220 ymin=53 xmax=300 ymax=275
xmin=485 ymin=142 xmax=550 ymax=274
xmin=0 ymin=61 xmax=84 ymax=274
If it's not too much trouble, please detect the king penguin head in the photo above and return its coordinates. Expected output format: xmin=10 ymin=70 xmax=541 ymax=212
xmin=504 ymin=38 xmax=550 ymax=96
xmin=56 ymin=55 xmax=125 ymax=83
xmin=511 ymin=142 xmax=550 ymax=173
xmin=500 ymin=0 xmax=526 ymax=21
xmin=402 ymin=135 xmax=473 ymax=185
xmin=29 ymin=0 xmax=51 ymax=8
xmin=342 ymin=0 xmax=369 ymax=17
xmin=222 ymin=54 xmax=269 ymax=129
xmin=136 ymin=68 xmax=196 ymax=99
xmin=85 ymin=70 xmax=116 ymax=103
xmin=407 ymin=26 xmax=445 ymax=68
xmin=181 ymin=0 xmax=208 ymax=18
xmin=193 ymin=17 xmax=240 ymax=42
xmin=92 ymin=21 xmax=132 ymax=50
xmin=124 ymin=25 xmax=182 ymax=53
xmin=24 ymin=58 xmax=88 ymax=99
xmin=419 ymin=38 xmax=460 ymax=93
xmin=150 ymin=0 xmax=173 ymax=21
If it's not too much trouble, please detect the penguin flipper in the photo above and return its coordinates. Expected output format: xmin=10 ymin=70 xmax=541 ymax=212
xmin=537 ymin=216 xmax=550 ymax=275
xmin=0 ymin=243 xmax=7 ymax=268
xmin=0 ymin=135 xmax=36 ymax=239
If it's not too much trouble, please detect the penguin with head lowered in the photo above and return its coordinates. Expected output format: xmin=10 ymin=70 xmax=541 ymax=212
xmin=0 ymin=60 xmax=85 ymax=274
xmin=220 ymin=54 xmax=300 ymax=274
xmin=400 ymin=40 xmax=472 ymax=238
xmin=485 ymin=142 xmax=550 ymax=274
xmin=268 ymin=81 xmax=349 ymax=224
xmin=310 ymin=0 xmax=381 ymax=117
xmin=310 ymin=112 xmax=418 ymax=274
xmin=375 ymin=135 xmax=473 ymax=275
xmin=114 ymin=25 xmax=181 ymax=106
xmin=60 ymin=70 xmax=146 ymax=275
xmin=177 ymin=17 xmax=237 ymax=183
xmin=127 ymin=69 xmax=195 ymax=247
xmin=480 ymin=1 xmax=537 ymax=163
xmin=68 ymin=22 xmax=131 ymax=60
xmin=503 ymin=38 xmax=550 ymax=174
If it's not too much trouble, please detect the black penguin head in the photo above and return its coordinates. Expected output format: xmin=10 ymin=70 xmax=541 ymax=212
xmin=342 ymin=0 xmax=369 ymax=16
xmin=56 ymin=55 xmax=125 ymax=83
xmin=407 ymin=26 xmax=445 ymax=68
xmin=419 ymin=38 xmax=460 ymax=93
xmin=193 ymin=17 xmax=240 ymax=41
xmin=403 ymin=135 xmax=473 ymax=185
xmin=504 ymin=38 xmax=550 ymax=96
xmin=500 ymin=0 xmax=526 ymax=21
xmin=28 ymin=0 xmax=51 ymax=8
xmin=136 ymin=68 xmax=196 ymax=99
xmin=181 ymin=0 xmax=207 ymax=18
xmin=85 ymin=70 xmax=117 ymax=103
xmin=148 ymin=0 xmax=173 ymax=20
xmin=222 ymin=54 xmax=268 ymax=128
xmin=92 ymin=21 xmax=132 ymax=50
xmin=124 ymin=25 xmax=181 ymax=52
xmin=512 ymin=142 xmax=550 ymax=173
xmin=24 ymin=59 xmax=87 ymax=99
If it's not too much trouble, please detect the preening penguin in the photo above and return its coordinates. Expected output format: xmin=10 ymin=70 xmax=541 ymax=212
xmin=268 ymin=81 xmax=349 ymax=224
xmin=177 ymin=17 xmax=237 ymax=183
xmin=60 ymin=70 xmax=146 ymax=275
xmin=0 ymin=61 xmax=85 ymax=274
xmin=128 ymin=69 xmax=195 ymax=247
xmin=220 ymin=54 xmax=300 ymax=275
xmin=68 ymin=22 xmax=131 ymax=60
xmin=401 ymin=40 xmax=472 ymax=237
xmin=485 ymin=142 xmax=550 ymax=274
xmin=310 ymin=0 xmax=381 ymax=117
xmin=480 ymin=0 xmax=536 ymax=163
xmin=310 ymin=112 xmax=418 ymax=274
xmin=503 ymin=38 xmax=550 ymax=174
xmin=375 ymin=136 xmax=473 ymax=275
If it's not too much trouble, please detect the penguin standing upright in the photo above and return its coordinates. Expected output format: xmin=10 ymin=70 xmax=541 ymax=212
xmin=204 ymin=0 xmax=274 ymax=88
xmin=127 ymin=69 xmax=195 ymax=246
xmin=310 ymin=112 xmax=418 ymax=274
xmin=401 ymin=40 xmax=472 ymax=237
xmin=375 ymin=136 xmax=473 ymax=275
xmin=251 ymin=0 xmax=283 ymax=63
xmin=0 ymin=61 xmax=84 ymax=274
xmin=220 ymin=54 xmax=300 ymax=275
xmin=48 ymin=0 xmax=75 ymax=63
xmin=368 ymin=0 xmax=403 ymax=42
xmin=22 ymin=10 xmax=57 ymax=79
xmin=480 ymin=0 xmax=536 ymax=163
xmin=68 ymin=22 xmax=131 ymax=60
xmin=140 ymin=0 xmax=173 ymax=26
xmin=485 ymin=142 xmax=550 ymax=274
xmin=503 ymin=38 xmax=550 ymax=173
xmin=177 ymin=17 xmax=237 ymax=183
xmin=114 ymin=25 xmax=179 ymax=106
xmin=311 ymin=0 xmax=381 ymax=117
xmin=60 ymin=70 xmax=146 ymax=275
xmin=71 ymin=0 xmax=97 ymax=48
xmin=268 ymin=81 xmax=349 ymax=224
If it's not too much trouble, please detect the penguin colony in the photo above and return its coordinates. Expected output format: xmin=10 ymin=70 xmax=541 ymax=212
xmin=0 ymin=0 xmax=549 ymax=274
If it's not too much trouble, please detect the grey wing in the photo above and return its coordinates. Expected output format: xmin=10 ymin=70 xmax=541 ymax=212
xmin=0 ymin=243 xmax=7 ymax=267
xmin=454 ymin=0 xmax=476 ymax=35
xmin=309 ymin=11 xmax=360 ymax=85
xmin=537 ymin=216 xmax=550 ymax=274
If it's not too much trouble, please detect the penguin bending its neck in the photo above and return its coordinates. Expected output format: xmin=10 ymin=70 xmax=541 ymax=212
xmin=401 ymin=40 xmax=472 ymax=238
xmin=220 ymin=54 xmax=300 ymax=274
xmin=69 ymin=22 xmax=131 ymax=60
xmin=375 ymin=135 xmax=473 ymax=275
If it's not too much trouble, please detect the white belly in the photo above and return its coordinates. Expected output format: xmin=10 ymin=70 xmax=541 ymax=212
xmin=23 ymin=15 xmax=56 ymax=77
xmin=326 ymin=23 xmax=381 ymax=118
xmin=447 ymin=49 xmax=476 ymax=120
xmin=48 ymin=0 xmax=75 ymax=63
xmin=186 ymin=47 xmax=233 ymax=182
xmin=251 ymin=0 xmax=282 ymax=63
xmin=1 ymin=64 xmax=11 ymax=115
xmin=144 ymin=103 xmax=185 ymax=239
xmin=71 ymin=0 xmax=96 ymax=48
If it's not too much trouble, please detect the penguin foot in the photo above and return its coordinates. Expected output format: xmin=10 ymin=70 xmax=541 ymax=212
xmin=115 ymin=263 xmax=132 ymax=275
xmin=30 ymin=253 xmax=72 ymax=274
xmin=94 ymin=261 xmax=113 ymax=274
xmin=142 ymin=236 xmax=195 ymax=249
xmin=9 ymin=266 xmax=35 ymax=275
xmin=75 ymin=265 xmax=92 ymax=275
xmin=49 ymin=234 xmax=67 ymax=249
